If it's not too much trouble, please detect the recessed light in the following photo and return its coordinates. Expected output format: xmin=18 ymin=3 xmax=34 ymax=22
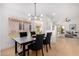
xmin=52 ymin=13 xmax=56 ymax=16
xmin=40 ymin=14 xmax=43 ymax=17
xmin=28 ymin=13 xmax=31 ymax=16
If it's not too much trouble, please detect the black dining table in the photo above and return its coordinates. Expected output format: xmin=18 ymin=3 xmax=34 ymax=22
xmin=13 ymin=37 xmax=35 ymax=56
xmin=12 ymin=33 xmax=46 ymax=56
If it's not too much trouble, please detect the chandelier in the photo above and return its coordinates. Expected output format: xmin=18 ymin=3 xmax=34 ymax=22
xmin=27 ymin=3 xmax=43 ymax=20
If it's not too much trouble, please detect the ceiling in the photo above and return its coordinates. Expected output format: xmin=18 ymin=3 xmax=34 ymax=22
xmin=1 ymin=3 xmax=79 ymax=23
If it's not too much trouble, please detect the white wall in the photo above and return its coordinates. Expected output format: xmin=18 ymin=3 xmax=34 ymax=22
xmin=0 ymin=4 xmax=3 ymax=51
xmin=1 ymin=3 xmax=79 ymax=50
xmin=0 ymin=3 xmax=34 ymax=50
xmin=0 ymin=16 xmax=2 ymax=52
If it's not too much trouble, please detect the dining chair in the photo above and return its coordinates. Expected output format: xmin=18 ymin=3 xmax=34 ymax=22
xmin=20 ymin=32 xmax=27 ymax=37
xmin=43 ymin=32 xmax=52 ymax=52
xmin=30 ymin=31 xmax=36 ymax=38
xmin=19 ymin=32 xmax=27 ymax=52
xmin=27 ymin=34 xmax=45 ymax=56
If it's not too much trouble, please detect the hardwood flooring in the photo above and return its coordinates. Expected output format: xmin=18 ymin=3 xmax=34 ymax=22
xmin=1 ymin=37 xmax=79 ymax=56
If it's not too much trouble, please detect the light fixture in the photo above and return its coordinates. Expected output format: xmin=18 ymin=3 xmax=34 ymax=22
xmin=52 ymin=13 xmax=56 ymax=16
xmin=27 ymin=3 xmax=44 ymax=20
xmin=28 ymin=13 xmax=31 ymax=17
xmin=40 ymin=14 xmax=43 ymax=17
xmin=65 ymin=18 xmax=71 ymax=22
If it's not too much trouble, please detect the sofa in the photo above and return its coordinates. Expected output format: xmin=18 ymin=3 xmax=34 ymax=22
xmin=65 ymin=31 xmax=77 ymax=38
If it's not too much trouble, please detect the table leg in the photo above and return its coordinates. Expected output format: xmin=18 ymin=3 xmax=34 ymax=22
xmin=15 ymin=41 xmax=17 ymax=55
xmin=23 ymin=44 xmax=25 ymax=56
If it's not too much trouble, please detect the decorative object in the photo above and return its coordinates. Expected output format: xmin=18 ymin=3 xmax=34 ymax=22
xmin=65 ymin=18 xmax=71 ymax=22
xmin=34 ymin=20 xmax=43 ymax=34
xmin=69 ymin=24 xmax=76 ymax=32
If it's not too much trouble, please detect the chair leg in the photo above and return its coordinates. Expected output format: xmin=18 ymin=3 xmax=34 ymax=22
xmin=46 ymin=44 xmax=48 ymax=52
xmin=42 ymin=48 xmax=44 ymax=56
xmin=28 ymin=50 xmax=29 ymax=56
xmin=49 ymin=43 xmax=51 ymax=49
xmin=36 ymin=50 xmax=38 ymax=56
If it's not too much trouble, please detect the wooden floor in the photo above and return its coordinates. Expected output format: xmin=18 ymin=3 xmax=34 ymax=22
xmin=1 ymin=37 xmax=79 ymax=56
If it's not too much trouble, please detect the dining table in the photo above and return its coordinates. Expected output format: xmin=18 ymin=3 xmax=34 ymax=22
xmin=12 ymin=36 xmax=35 ymax=56
xmin=12 ymin=32 xmax=46 ymax=56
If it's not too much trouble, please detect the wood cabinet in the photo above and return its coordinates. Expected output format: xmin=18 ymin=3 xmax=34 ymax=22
xmin=8 ymin=16 xmax=31 ymax=37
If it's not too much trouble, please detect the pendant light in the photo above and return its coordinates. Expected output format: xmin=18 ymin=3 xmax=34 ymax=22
xmin=27 ymin=3 xmax=44 ymax=20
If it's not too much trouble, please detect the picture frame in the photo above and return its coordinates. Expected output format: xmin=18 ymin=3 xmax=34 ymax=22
xmin=69 ymin=24 xmax=76 ymax=32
